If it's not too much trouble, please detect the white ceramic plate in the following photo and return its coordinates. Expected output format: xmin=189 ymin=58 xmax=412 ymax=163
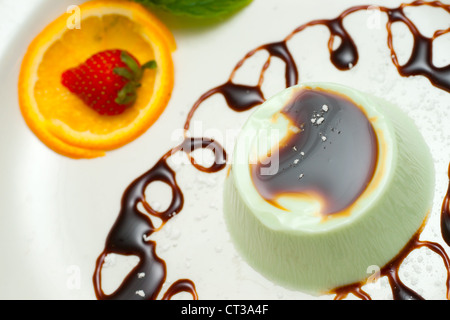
xmin=0 ymin=0 xmax=449 ymax=300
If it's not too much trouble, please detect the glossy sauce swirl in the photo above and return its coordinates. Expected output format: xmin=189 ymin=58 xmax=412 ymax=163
xmin=93 ymin=1 xmax=450 ymax=300
xmin=250 ymin=88 xmax=379 ymax=216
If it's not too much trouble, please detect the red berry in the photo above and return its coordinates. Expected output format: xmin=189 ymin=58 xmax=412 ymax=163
xmin=61 ymin=49 xmax=156 ymax=116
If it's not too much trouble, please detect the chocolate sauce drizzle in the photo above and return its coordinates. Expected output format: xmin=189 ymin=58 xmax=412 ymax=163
xmin=441 ymin=163 xmax=450 ymax=247
xmin=93 ymin=138 xmax=225 ymax=300
xmin=93 ymin=1 xmax=450 ymax=300
xmin=385 ymin=1 xmax=450 ymax=92
xmin=333 ymin=229 xmax=450 ymax=300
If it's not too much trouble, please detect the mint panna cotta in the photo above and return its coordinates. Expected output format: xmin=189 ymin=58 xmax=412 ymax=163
xmin=223 ymin=82 xmax=435 ymax=294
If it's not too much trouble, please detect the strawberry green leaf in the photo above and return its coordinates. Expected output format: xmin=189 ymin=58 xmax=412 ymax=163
xmin=120 ymin=51 xmax=142 ymax=79
xmin=114 ymin=67 xmax=134 ymax=80
xmin=114 ymin=52 xmax=158 ymax=107
xmin=116 ymin=92 xmax=138 ymax=106
xmin=142 ymin=60 xmax=157 ymax=70
xmin=116 ymin=81 xmax=140 ymax=105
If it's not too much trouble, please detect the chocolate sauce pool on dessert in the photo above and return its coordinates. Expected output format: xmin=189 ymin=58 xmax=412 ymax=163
xmin=251 ymin=88 xmax=378 ymax=216
xmin=93 ymin=1 xmax=450 ymax=300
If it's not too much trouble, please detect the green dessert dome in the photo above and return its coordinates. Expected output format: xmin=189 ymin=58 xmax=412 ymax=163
xmin=223 ymin=82 xmax=435 ymax=294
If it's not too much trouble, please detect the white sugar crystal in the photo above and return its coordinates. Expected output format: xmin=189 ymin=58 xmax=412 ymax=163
xmin=138 ymin=272 xmax=145 ymax=279
xmin=299 ymin=173 xmax=304 ymax=179
xmin=293 ymin=159 xmax=300 ymax=165
xmin=143 ymin=234 xmax=151 ymax=242
xmin=321 ymin=136 xmax=327 ymax=142
xmin=322 ymin=104 xmax=329 ymax=112
xmin=135 ymin=290 xmax=145 ymax=297
xmin=316 ymin=117 xmax=324 ymax=125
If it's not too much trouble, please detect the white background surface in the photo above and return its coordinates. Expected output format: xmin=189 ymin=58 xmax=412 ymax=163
xmin=0 ymin=0 xmax=449 ymax=300
xmin=0 ymin=1 xmax=39 ymax=55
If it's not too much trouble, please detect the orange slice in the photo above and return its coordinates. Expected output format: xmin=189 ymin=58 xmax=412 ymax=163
xmin=18 ymin=0 xmax=176 ymax=159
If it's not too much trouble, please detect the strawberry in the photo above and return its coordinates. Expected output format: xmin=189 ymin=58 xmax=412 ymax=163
xmin=61 ymin=49 xmax=157 ymax=116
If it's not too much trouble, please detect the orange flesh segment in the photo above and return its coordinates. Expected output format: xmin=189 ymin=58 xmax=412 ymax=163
xmin=35 ymin=15 xmax=156 ymax=135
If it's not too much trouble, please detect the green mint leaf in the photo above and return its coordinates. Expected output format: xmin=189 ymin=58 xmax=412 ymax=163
xmin=131 ymin=0 xmax=253 ymax=18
